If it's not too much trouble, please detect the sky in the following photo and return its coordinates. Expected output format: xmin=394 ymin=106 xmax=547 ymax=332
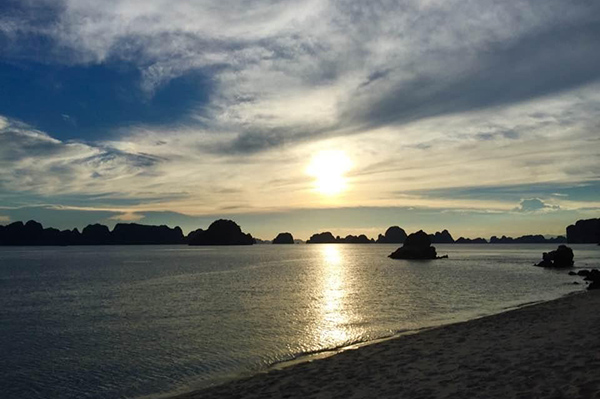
xmin=0 ymin=0 xmax=599 ymax=240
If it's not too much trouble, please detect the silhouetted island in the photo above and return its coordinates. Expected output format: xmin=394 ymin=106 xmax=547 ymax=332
xmin=81 ymin=223 xmax=112 ymax=245
xmin=344 ymin=234 xmax=374 ymax=243
xmin=187 ymin=219 xmax=254 ymax=245
xmin=490 ymin=234 xmax=566 ymax=244
xmin=306 ymin=232 xmax=337 ymax=243
xmin=376 ymin=226 xmax=407 ymax=243
xmin=273 ymin=232 xmax=294 ymax=244
xmin=535 ymin=245 xmax=574 ymax=268
xmin=377 ymin=228 xmax=565 ymax=245
xmin=0 ymin=220 xmax=186 ymax=246
xmin=111 ymin=223 xmax=184 ymax=245
xmin=455 ymin=237 xmax=488 ymax=244
xmin=429 ymin=230 xmax=455 ymax=243
xmin=306 ymin=232 xmax=374 ymax=244
xmin=389 ymin=230 xmax=447 ymax=259
xmin=0 ymin=220 xmax=77 ymax=246
xmin=567 ymin=218 xmax=600 ymax=243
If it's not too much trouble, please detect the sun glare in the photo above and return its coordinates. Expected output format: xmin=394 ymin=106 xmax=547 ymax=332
xmin=306 ymin=150 xmax=352 ymax=196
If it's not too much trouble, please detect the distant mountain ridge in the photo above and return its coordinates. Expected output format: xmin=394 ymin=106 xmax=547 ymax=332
xmin=1 ymin=218 xmax=593 ymax=246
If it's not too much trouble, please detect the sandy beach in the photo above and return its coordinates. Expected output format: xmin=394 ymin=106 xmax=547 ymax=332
xmin=173 ymin=291 xmax=600 ymax=399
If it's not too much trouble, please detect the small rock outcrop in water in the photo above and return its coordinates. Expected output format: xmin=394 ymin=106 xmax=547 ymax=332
xmin=535 ymin=245 xmax=574 ymax=268
xmin=389 ymin=230 xmax=446 ymax=260
xmin=187 ymin=219 xmax=254 ymax=245
xmin=272 ymin=232 xmax=294 ymax=244
xmin=567 ymin=218 xmax=600 ymax=243
xmin=376 ymin=226 xmax=407 ymax=243
xmin=574 ymin=269 xmax=600 ymax=290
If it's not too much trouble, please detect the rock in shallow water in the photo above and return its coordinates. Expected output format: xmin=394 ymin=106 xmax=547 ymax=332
xmin=389 ymin=230 xmax=447 ymax=260
xmin=535 ymin=245 xmax=574 ymax=268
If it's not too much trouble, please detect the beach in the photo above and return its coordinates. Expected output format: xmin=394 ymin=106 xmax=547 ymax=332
xmin=173 ymin=290 xmax=600 ymax=399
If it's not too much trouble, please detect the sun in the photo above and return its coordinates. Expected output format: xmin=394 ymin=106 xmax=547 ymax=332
xmin=306 ymin=150 xmax=352 ymax=196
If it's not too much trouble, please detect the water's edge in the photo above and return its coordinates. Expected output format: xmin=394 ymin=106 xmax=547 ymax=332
xmin=145 ymin=288 xmax=585 ymax=399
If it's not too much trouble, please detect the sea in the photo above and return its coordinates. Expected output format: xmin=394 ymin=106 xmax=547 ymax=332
xmin=1 ymin=244 xmax=598 ymax=399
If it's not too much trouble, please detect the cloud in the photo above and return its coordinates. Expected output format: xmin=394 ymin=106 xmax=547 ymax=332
xmin=0 ymin=117 xmax=161 ymax=198
xmin=2 ymin=0 xmax=600 ymax=153
xmin=2 ymin=78 xmax=599 ymax=216
xmin=0 ymin=215 xmax=10 ymax=223
xmin=514 ymin=198 xmax=560 ymax=213
xmin=109 ymin=212 xmax=145 ymax=222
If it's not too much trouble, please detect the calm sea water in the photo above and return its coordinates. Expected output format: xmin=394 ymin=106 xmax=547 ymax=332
xmin=1 ymin=244 xmax=598 ymax=399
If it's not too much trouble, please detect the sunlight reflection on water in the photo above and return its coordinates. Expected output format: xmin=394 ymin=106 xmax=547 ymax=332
xmin=318 ymin=245 xmax=351 ymax=345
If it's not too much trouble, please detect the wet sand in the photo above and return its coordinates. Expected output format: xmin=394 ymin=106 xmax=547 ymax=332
xmin=172 ymin=291 xmax=600 ymax=399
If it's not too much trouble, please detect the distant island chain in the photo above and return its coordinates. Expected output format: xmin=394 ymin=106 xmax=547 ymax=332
xmin=0 ymin=218 xmax=598 ymax=246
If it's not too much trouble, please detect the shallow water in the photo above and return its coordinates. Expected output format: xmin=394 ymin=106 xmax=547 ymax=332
xmin=0 ymin=244 xmax=597 ymax=399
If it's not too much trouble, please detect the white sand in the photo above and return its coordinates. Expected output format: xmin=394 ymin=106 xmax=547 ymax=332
xmin=172 ymin=291 xmax=600 ymax=399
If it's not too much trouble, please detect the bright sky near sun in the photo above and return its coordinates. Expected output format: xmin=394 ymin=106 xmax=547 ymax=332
xmin=307 ymin=150 xmax=353 ymax=196
xmin=0 ymin=0 xmax=599 ymax=238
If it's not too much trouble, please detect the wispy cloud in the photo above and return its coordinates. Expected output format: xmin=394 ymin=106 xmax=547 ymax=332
xmin=0 ymin=117 xmax=159 ymax=197
xmin=3 ymin=0 xmax=600 ymax=152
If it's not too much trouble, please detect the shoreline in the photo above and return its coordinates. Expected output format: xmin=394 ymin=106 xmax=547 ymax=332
xmin=167 ymin=289 xmax=599 ymax=399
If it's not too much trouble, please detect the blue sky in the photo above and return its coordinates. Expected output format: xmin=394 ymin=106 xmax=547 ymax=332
xmin=0 ymin=61 xmax=211 ymax=140
xmin=1 ymin=0 xmax=599 ymax=239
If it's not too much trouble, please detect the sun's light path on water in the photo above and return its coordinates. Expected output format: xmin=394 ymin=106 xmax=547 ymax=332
xmin=306 ymin=150 xmax=352 ymax=196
